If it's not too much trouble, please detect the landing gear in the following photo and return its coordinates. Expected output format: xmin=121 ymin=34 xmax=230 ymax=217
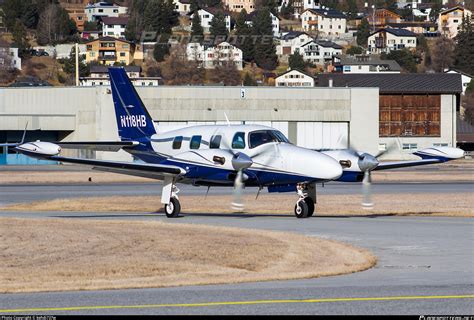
xmin=165 ymin=196 xmax=181 ymax=218
xmin=162 ymin=177 xmax=181 ymax=218
xmin=294 ymin=183 xmax=316 ymax=218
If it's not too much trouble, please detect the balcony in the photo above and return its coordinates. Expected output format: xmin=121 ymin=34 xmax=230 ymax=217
xmin=98 ymin=54 xmax=117 ymax=61
xmin=308 ymin=20 xmax=318 ymax=25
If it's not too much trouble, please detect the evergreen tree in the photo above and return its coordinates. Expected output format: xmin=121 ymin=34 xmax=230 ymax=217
xmin=243 ymin=72 xmax=257 ymax=86
xmin=253 ymin=8 xmax=278 ymax=70
xmin=153 ymin=34 xmax=170 ymax=62
xmin=209 ymin=12 xmax=228 ymax=38
xmin=356 ymin=18 xmax=370 ymax=47
xmin=190 ymin=0 xmax=200 ymax=12
xmin=191 ymin=12 xmax=204 ymax=42
xmin=255 ymin=0 xmax=277 ymax=14
xmin=60 ymin=48 xmax=89 ymax=79
xmin=235 ymin=9 xmax=253 ymax=62
xmin=346 ymin=46 xmax=363 ymax=55
xmin=453 ymin=14 xmax=474 ymax=75
xmin=125 ymin=0 xmax=147 ymax=41
xmin=382 ymin=49 xmax=417 ymax=73
xmin=12 ymin=21 xmax=30 ymax=58
xmin=288 ymin=52 xmax=305 ymax=70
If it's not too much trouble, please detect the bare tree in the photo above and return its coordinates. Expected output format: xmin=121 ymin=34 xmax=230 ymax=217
xmin=161 ymin=45 xmax=205 ymax=85
xmin=0 ymin=39 xmax=16 ymax=85
xmin=431 ymin=36 xmax=455 ymax=72
xmin=37 ymin=4 xmax=58 ymax=45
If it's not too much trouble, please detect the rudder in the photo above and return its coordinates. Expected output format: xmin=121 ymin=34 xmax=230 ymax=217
xmin=108 ymin=67 xmax=156 ymax=141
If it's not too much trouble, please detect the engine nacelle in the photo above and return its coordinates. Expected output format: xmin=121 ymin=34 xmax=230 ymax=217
xmin=16 ymin=141 xmax=61 ymax=158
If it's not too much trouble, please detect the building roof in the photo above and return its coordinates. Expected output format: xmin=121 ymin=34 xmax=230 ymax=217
xmin=280 ymin=31 xmax=310 ymax=40
xmin=245 ymin=10 xmax=280 ymax=21
xmin=276 ymin=68 xmax=314 ymax=79
xmin=439 ymin=6 xmax=468 ymax=15
xmin=384 ymin=21 xmax=437 ymax=28
xmin=316 ymin=73 xmax=462 ymax=94
xmin=446 ymin=68 xmax=473 ymax=79
xmin=90 ymin=65 xmax=141 ymax=74
xmin=304 ymin=8 xmax=346 ymax=19
xmin=370 ymin=28 xmax=417 ymax=37
xmin=85 ymin=36 xmax=132 ymax=44
xmin=336 ymin=55 xmax=401 ymax=71
xmin=301 ymin=39 xmax=343 ymax=49
xmin=192 ymin=7 xmax=231 ymax=16
xmin=101 ymin=16 xmax=129 ymax=25
xmin=86 ymin=1 xmax=121 ymax=9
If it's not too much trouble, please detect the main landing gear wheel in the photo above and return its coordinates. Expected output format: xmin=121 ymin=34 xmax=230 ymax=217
xmin=165 ymin=197 xmax=181 ymax=218
xmin=305 ymin=197 xmax=315 ymax=217
xmin=294 ymin=200 xmax=309 ymax=218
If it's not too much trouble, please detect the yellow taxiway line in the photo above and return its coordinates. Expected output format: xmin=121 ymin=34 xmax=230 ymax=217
xmin=1 ymin=294 xmax=473 ymax=313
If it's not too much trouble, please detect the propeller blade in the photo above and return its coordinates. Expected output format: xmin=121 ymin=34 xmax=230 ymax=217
xmin=231 ymin=170 xmax=245 ymax=212
xmin=361 ymin=170 xmax=374 ymax=209
xmin=20 ymin=121 xmax=29 ymax=144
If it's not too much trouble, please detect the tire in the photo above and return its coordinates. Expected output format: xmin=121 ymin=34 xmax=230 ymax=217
xmin=294 ymin=200 xmax=309 ymax=218
xmin=304 ymin=197 xmax=315 ymax=217
xmin=165 ymin=197 xmax=181 ymax=218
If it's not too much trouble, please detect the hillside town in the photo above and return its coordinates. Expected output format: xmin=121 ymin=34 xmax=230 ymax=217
xmin=0 ymin=0 xmax=472 ymax=128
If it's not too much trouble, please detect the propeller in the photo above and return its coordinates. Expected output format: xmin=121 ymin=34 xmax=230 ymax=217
xmin=215 ymin=129 xmax=280 ymax=212
xmin=1 ymin=122 xmax=28 ymax=149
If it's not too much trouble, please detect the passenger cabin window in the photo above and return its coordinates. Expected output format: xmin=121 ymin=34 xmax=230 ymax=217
xmin=249 ymin=130 xmax=289 ymax=148
xmin=232 ymin=132 xmax=246 ymax=149
xmin=190 ymin=135 xmax=202 ymax=149
xmin=210 ymin=135 xmax=222 ymax=149
xmin=172 ymin=136 xmax=183 ymax=149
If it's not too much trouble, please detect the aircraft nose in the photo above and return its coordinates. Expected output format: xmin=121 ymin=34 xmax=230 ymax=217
xmin=319 ymin=153 xmax=343 ymax=180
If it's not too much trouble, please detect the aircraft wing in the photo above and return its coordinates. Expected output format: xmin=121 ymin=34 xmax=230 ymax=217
xmin=55 ymin=141 xmax=139 ymax=152
xmin=373 ymin=158 xmax=442 ymax=171
xmin=50 ymin=155 xmax=186 ymax=180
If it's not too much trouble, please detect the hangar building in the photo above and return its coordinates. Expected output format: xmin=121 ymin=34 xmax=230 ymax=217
xmin=0 ymin=73 xmax=461 ymax=164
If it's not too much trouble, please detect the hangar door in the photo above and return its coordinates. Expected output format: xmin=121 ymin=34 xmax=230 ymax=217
xmin=296 ymin=122 xmax=348 ymax=150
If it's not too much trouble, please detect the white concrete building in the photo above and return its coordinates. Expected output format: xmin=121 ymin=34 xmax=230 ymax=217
xmin=333 ymin=55 xmax=401 ymax=74
xmin=85 ymin=1 xmax=127 ymax=22
xmin=275 ymin=69 xmax=315 ymax=87
xmin=80 ymin=66 xmax=160 ymax=87
xmin=298 ymin=40 xmax=342 ymax=64
xmin=189 ymin=8 xmax=232 ymax=33
xmin=0 ymin=47 xmax=21 ymax=70
xmin=245 ymin=10 xmax=280 ymax=37
xmin=173 ymin=0 xmax=191 ymax=15
xmin=301 ymin=8 xmax=347 ymax=37
xmin=101 ymin=16 xmax=128 ymax=39
xmin=277 ymin=32 xmax=313 ymax=56
xmin=368 ymin=28 xmax=417 ymax=54
xmin=187 ymin=41 xmax=243 ymax=70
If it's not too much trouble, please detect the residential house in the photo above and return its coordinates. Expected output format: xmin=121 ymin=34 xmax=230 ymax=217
xmin=446 ymin=68 xmax=473 ymax=94
xmin=85 ymin=1 xmax=127 ymax=22
xmin=59 ymin=0 xmax=88 ymax=31
xmin=85 ymin=36 xmax=135 ymax=66
xmin=187 ymin=41 xmax=243 ymax=70
xmin=101 ymin=16 xmax=129 ymax=39
xmin=223 ymin=0 xmax=255 ymax=13
xmin=275 ymin=69 xmax=315 ymax=87
xmin=0 ymin=3 xmax=4 ymax=31
xmin=438 ymin=6 xmax=472 ymax=39
xmin=276 ymin=31 xmax=313 ymax=56
xmin=0 ymin=46 xmax=21 ymax=70
xmin=280 ymin=0 xmax=319 ymax=18
xmin=367 ymin=28 xmax=417 ymax=54
xmin=299 ymin=40 xmax=342 ymax=64
xmin=189 ymin=8 xmax=232 ymax=33
xmin=80 ymin=65 xmax=160 ymax=86
xmin=244 ymin=10 xmax=280 ymax=37
xmin=173 ymin=0 xmax=192 ymax=15
xmin=332 ymin=55 xmax=401 ymax=74
xmin=301 ymin=8 xmax=347 ymax=37
xmin=367 ymin=8 xmax=401 ymax=28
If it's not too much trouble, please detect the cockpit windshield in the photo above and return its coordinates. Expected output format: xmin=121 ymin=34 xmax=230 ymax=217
xmin=248 ymin=130 xmax=290 ymax=149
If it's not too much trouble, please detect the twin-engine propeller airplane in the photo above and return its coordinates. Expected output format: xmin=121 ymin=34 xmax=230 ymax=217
xmin=3 ymin=68 xmax=465 ymax=218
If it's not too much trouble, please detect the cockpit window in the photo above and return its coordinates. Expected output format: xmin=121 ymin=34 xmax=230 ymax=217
xmin=249 ymin=130 xmax=289 ymax=149
xmin=232 ymin=132 xmax=245 ymax=149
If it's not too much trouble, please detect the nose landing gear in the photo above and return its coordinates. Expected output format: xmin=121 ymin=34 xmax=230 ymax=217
xmin=294 ymin=183 xmax=316 ymax=218
xmin=162 ymin=177 xmax=181 ymax=218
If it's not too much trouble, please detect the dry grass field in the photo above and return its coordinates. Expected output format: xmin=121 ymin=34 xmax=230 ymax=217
xmin=0 ymin=218 xmax=375 ymax=293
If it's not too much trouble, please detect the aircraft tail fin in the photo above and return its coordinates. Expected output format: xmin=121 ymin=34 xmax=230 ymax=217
xmin=108 ymin=67 xmax=156 ymax=141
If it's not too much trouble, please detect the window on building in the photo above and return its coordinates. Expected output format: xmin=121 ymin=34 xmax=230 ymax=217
xmin=210 ymin=135 xmax=222 ymax=149
xmin=190 ymin=135 xmax=202 ymax=149
xmin=172 ymin=136 xmax=183 ymax=149
xmin=433 ymin=143 xmax=448 ymax=147
xmin=402 ymin=143 xmax=417 ymax=150
xmin=232 ymin=132 xmax=245 ymax=149
xmin=120 ymin=52 xmax=126 ymax=57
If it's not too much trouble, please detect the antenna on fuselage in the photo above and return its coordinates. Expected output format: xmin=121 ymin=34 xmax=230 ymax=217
xmin=224 ymin=112 xmax=231 ymax=127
